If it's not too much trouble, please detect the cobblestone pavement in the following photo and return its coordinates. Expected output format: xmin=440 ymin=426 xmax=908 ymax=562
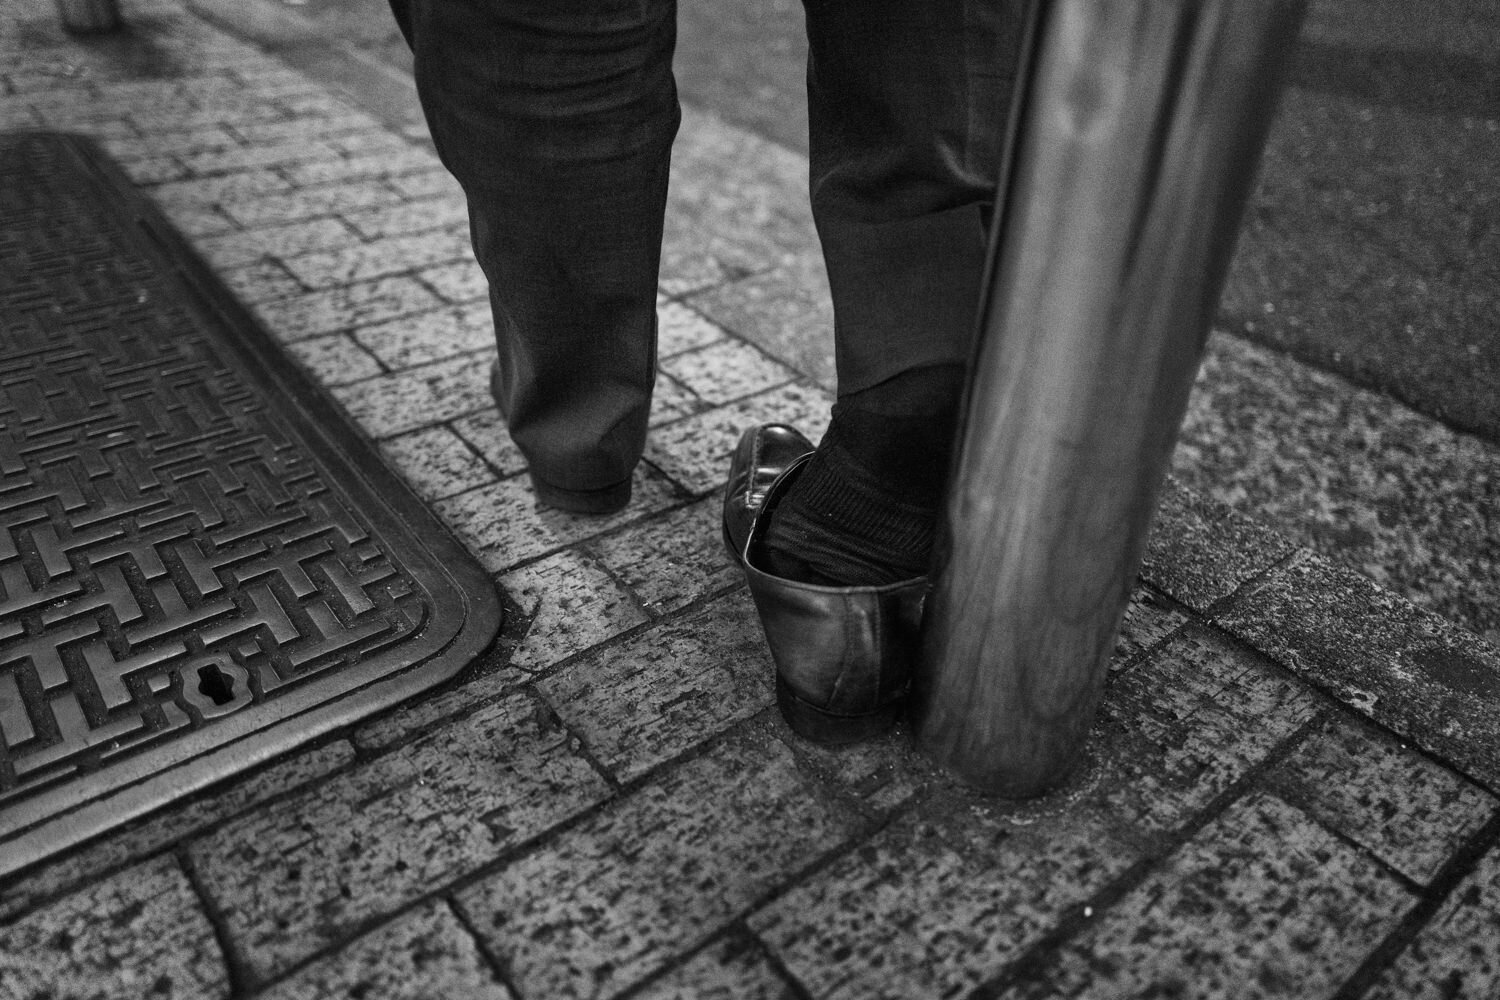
xmin=2 ymin=2 xmax=1499 ymax=998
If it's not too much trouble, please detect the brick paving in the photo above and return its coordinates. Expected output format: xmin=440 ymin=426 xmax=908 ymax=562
xmin=2 ymin=1 xmax=1499 ymax=998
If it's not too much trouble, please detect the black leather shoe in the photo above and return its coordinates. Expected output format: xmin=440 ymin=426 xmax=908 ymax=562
xmin=721 ymin=423 xmax=814 ymax=564
xmin=741 ymin=456 xmax=927 ymax=744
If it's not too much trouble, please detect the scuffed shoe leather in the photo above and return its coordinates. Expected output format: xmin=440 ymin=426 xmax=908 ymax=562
xmin=741 ymin=455 xmax=927 ymax=743
xmin=721 ymin=423 xmax=814 ymax=565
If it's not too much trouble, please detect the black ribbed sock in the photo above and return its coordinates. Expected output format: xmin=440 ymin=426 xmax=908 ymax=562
xmin=759 ymin=365 xmax=963 ymax=586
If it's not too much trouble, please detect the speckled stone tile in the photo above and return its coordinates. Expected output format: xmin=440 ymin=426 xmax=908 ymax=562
xmin=343 ymin=194 xmax=471 ymax=240
xmin=500 ymin=548 xmax=649 ymax=673
xmin=754 ymin=804 xmax=1138 ymax=1000
xmin=1365 ymin=846 xmax=1500 ymax=1000
xmin=1092 ymin=625 xmax=1322 ymax=836
xmin=1265 ymin=713 xmax=1496 ymax=884
xmin=685 ymin=252 xmax=837 ymax=390
xmin=353 ymin=302 xmax=494 ymax=369
xmin=649 ymin=372 xmax=709 ymax=426
xmin=646 ymin=381 xmax=832 ymax=494
xmin=634 ymin=934 xmax=797 ymax=1000
xmin=456 ymin=725 xmax=863 ymax=1000
xmin=775 ymin=720 xmax=936 ymax=816
xmin=658 ymin=299 xmax=728 ymax=357
xmin=220 ymin=258 xmax=304 ymax=304
xmin=998 ymin=793 xmax=1412 ymax=1000
xmin=659 ymin=338 xmax=800 ymax=405
xmin=284 ymin=332 xmax=383 ymax=385
xmin=417 ymin=259 xmax=490 ymax=304
xmin=278 ymin=148 xmax=437 ymax=188
xmin=451 ymin=408 xmax=527 ymax=477
xmin=220 ymin=180 xmax=402 ymax=229
xmin=432 ymin=468 xmax=682 ymax=573
xmin=279 ymin=227 xmax=472 ymax=290
xmin=1109 ymin=587 xmax=1190 ymax=670
xmin=198 ymin=216 xmax=357 ymax=269
xmin=1142 ymin=475 xmax=1298 ymax=611
xmin=190 ymin=689 xmax=610 ymax=981
xmin=250 ymin=275 xmax=446 ymax=341
xmin=378 ymin=425 xmax=497 ymax=501
xmin=1215 ymin=549 xmax=1500 ymax=790
xmin=0 ymin=741 xmax=355 ymax=921
xmin=538 ymin=592 xmax=775 ymax=781
xmin=585 ymin=497 xmax=741 ymax=616
xmin=148 ymin=169 xmax=292 ymax=208
xmin=0 ymin=857 xmax=229 ymax=1000
xmin=1174 ymin=331 xmax=1500 ymax=641
xmin=332 ymin=353 xmax=493 ymax=439
xmin=386 ymin=167 xmax=464 ymax=200
xmin=258 ymin=901 xmax=514 ymax=1000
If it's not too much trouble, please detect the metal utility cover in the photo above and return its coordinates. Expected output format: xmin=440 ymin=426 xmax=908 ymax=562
xmin=0 ymin=132 xmax=502 ymax=876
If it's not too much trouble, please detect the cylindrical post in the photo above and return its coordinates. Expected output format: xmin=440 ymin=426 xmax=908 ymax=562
xmin=56 ymin=0 xmax=122 ymax=33
xmin=912 ymin=0 xmax=1308 ymax=796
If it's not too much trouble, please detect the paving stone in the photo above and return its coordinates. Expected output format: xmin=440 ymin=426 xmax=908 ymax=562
xmin=353 ymin=302 xmax=494 ymax=369
xmin=456 ymin=726 xmax=863 ymax=999
xmin=998 ymin=793 xmax=1413 ymax=1000
xmin=148 ymin=169 xmax=292 ymax=208
xmin=99 ymin=125 xmax=239 ymax=162
xmin=0 ymin=741 xmax=355 ymax=922
xmin=1142 ymin=475 xmax=1298 ymax=611
xmin=585 ymin=497 xmax=741 ymax=616
xmin=231 ymin=111 xmax=384 ymax=146
xmin=417 ymin=258 xmax=489 ymax=304
xmin=646 ymin=381 xmax=833 ymax=494
xmin=251 ymin=275 xmax=445 ymax=341
xmin=433 ymin=469 xmax=683 ymax=573
xmin=1265 ymin=713 xmax=1497 ymax=884
xmin=775 ymin=720 xmax=936 ymax=816
xmin=284 ymin=333 xmax=384 ymax=386
xmin=378 ymin=424 xmax=496 ymax=502
xmin=634 ymin=934 xmax=796 ymax=1000
xmin=659 ymin=338 xmax=799 ymax=405
xmin=1366 ymin=846 xmax=1500 ymax=1000
xmin=1109 ymin=586 xmax=1190 ymax=670
xmin=685 ymin=252 xmax=837 ymax=390
xmin=279 ymin=227 xmax=472 ymax=289
xmin=344 ymin=194 xmax=471 ymax=240
xmin=1092 ymin=625 xmax=1322 ymax=836
xmin=0 ymin=856 xmax=229 ymax=1000
xmin=331 ymin=352 xmax=493 ymax=439
xmin=451 ymin=408 xmax=527 ymax=477
xmin=158 ymin=202 xmax=239 ymax=238
xmin=258 ymin=900 xmax=514 ymax=1000
xmin=755 ymin=804 xmax=1138 ymax=1000
xmin=220 ymin=259 xmax=304 ymax=304
xmin=221 ymin=180 xmax=404 ymax=228
xmin=537 ymin=592 xmax=774 ymax=781
xmin=121 ymin=155 xmax=190 ymax=185
xmin=500 ymin=548 xmax=650 ymax=673
xmin=190 ymin=689 xmax=611 ymax=980
xmin=658 ymin=299 xmax=729 ymax=357
xmin=278 ymin=148 xmax=438 ymax=187
xmin=1215 ymin=549 xmax=1500 ymax=789
xmin=197 ymin=216 xmax=357 ymax=269
xmin=386 ymin=166 xmax=465 ymax=200
xmin=649 ymin=372 xmax=709 ymax=425
xmin=177 ymin=137 xmax=341 ymax=176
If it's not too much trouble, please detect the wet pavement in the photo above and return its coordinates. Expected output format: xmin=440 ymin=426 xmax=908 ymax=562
xmin=1 ymin=0 xmax=1499 ymax=998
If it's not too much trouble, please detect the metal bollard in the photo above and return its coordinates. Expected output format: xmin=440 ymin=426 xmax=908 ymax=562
xmin=912 ymin=0 xmax=1308 ymax=796
xmin=56 ymin=0 xmax=122 ymax=33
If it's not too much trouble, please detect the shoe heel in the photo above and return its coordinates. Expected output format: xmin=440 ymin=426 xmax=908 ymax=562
xmin=775 ymin=675 xmax=902 ymax=745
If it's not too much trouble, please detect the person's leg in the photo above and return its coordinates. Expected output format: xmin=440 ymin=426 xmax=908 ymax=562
xmin=760 ymin=0 xmax=1024 ymax=582
xmin=392 ymin=0 xmax=679 ymax=513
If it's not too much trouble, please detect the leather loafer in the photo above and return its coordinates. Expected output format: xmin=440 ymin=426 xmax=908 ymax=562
xmin=741 ymin=455 xmax=927 ymax=744
xmin=721 ymin=423 xmax=814 ymax=564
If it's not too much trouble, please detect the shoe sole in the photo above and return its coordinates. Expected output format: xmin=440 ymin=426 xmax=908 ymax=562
xmin=775 ymin=675 xmax=903 ymax=745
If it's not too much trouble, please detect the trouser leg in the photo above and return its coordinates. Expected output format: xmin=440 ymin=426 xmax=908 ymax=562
xmin=759 ymin=0 xmax=1024 ymax=585
xmin=391 ymin=0 xmax=679 ymax=511
xmin=803 ymin=0 xmax=1024 ymax=398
